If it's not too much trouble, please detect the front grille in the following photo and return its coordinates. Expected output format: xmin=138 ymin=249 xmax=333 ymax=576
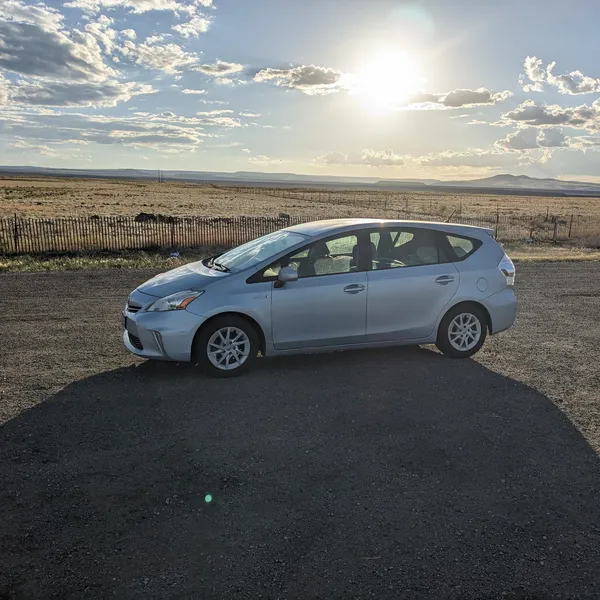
xmin=127 ymin=302 xmax=141 ymax=314
xmin=128 ymin=332 xmax=143 ymax=350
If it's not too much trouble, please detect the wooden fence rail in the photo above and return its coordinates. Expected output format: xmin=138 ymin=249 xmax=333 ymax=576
xmin=0 ymin=213 xmax=598 ymax=256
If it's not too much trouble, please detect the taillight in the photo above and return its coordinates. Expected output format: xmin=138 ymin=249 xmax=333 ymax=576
xmin=498 ymin=254 xmax=515 ymax=286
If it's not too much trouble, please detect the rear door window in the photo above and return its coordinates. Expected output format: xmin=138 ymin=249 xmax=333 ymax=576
xmin=369 ymin=228 xmax=449 ymax=269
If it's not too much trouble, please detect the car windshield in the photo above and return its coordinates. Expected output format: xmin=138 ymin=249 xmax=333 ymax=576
xmin=210 ymin=230 xmax=308 ymax=272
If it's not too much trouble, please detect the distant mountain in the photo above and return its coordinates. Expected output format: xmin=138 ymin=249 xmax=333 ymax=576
xmin=444 ymin=174 xmax=600 ymax=192
xmin=2 ymin=165 xmax=600 ymax=196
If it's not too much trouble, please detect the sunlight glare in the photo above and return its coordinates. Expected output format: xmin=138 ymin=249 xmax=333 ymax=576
xmin=353 ymin=50 xmax=423 ymax=113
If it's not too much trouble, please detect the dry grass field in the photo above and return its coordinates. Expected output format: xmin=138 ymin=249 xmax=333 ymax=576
xmin=3 ymin=175 xmax=600 ymax=222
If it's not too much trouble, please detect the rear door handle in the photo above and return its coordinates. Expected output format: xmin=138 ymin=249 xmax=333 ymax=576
xmin=435 ymin=275 xmax=455 ymax=285
xmin=343 ymin=284 xmax=365 ymax=294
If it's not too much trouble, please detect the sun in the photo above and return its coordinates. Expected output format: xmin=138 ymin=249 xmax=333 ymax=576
xmin=352 ymin=49 xmax=423 ymax=112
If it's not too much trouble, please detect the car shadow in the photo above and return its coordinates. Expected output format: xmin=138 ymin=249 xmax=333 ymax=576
xmin=2 ymin=347 xmax=600 ymax=600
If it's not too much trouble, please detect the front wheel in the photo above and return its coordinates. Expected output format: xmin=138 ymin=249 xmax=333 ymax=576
xmin=193 ymin=316 xmax=259 ymax=377
xmin=436 ymin=305 xmax=487 ymax=358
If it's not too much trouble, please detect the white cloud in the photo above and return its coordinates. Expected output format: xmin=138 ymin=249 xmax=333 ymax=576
xmin=495 ymin=127 xmax=570 ymax=152
xmin=247 ymin=155 xmax=284 ymax=166
xmin=120 ymin=38 xmax=199 ymax=73
xmin=83 ymin=15 xmax=118 ymax=53
xmin=520 ymin=56 xmax=600 ymax=95
xmin=197 ymin=116 xmax=241 ymax=127
xmin=317 ymin=149 xmax=405 ymax=167
xmin=182 ymin=88 xmax=207 ymax=94
xmin=9 ymin=79 xmax=155 ymax=107
xmin=400 ymin=88 xmax=512 ymax=110
xmin=198 ymin=98 xmax=228 ymax=105
xmin=172 ymin=15 xmax=211 ymax=38
xmin=241 ymin=148 xmax=251 ymax=153
xmin=0 ymin=108 xmax=222 ymax=151
xmin=499 ymin=99 xmax=600 ymax=131
xmin=239 ymin=111 xmax=261 ymax=117
xmin=64 ymin=0 xmax=199 ymax=15
xmin=193 ymin=59 xmax=244 ymax=77
xmin=196 ymin=109 xmax=234 ymax=116
xmin=4 ymin=0 xmax=64 ymax=29
xmin=120 ymin=28 xmax=136 ymax=40
xmin=0 ymin=20 xmax=115 ymax=81
xmin=254 ymin=64 xmax=344 ymax=95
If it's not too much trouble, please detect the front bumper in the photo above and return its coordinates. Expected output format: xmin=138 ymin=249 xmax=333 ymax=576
xmin=482 ymin=287 xmax=517 ymax=334
xmin=122 ymin=307 xmax=207 ymax=362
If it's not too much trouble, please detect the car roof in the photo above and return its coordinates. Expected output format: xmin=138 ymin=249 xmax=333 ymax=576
xmin=285 ymin=218 xmax=494 ymax=239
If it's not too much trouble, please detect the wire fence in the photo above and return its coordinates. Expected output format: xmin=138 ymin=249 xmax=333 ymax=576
xmin=0 ymin=212 xmax=598 ymax=256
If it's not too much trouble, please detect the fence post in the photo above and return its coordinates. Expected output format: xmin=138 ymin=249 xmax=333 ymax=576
xmin=170 ymin=220 xmax=175 ymax=249
xmin=494 ymin=209 xmax=500 ymax=240
xmin=552 ymin=216 xmax=559 ymax=243
xmin=545 ymin=206 xmax=549 ymax=222
xmin=13 ymin=214 xmax=19 ymax=254
xmin=568 ymin=214 xmax=573 ymax=238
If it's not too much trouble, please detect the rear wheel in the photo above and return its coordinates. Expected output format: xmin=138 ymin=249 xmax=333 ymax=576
xmin=436 ymin=305 xmax=487 ymax=358
xmin=193 ymin=316 xmax=259 ymax=377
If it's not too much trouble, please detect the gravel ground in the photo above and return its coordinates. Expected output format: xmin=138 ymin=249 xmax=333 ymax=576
xmin=1 ymin=263 xmax=600 ymax=599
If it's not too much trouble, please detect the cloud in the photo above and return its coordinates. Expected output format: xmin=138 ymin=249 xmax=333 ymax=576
xmin=247 ymin=155 xmax=284 ymax=166
xmin=499 ymin=99 xmax=600 ymax=131
xmin=82 ymin=15 xmax=118 ymax=53
xmin=120 ymin=28 xmax=136 ymax=40
xmin=120 ymin=38 xmax=199 ymax=73
xmin=196 ymin=109 xmax=234 ymax=116
xmin=317 ymin=149 xmax=405 ymax=167
xmin=193 ymin=59 xmax=244 ymax=77
xmin=520 ymin=56 xmax=600 ymax=95
xmin=494 ymin=127 xmax=570 ymax=152
xmin=9 ymin=79 xmax=155 ymax=107
xmin=0 ymin=108 xmax=221 ymax=152
xmin=198 ymin=98 xmax=228 ymax=105
xmin=4 ymin=0 xmax=64 ymax=29
xmin=400 ymin=88 xmax=512 ymax=110
xmin=254 ymin=64 xmax=344 ymax=95
xmin=0 ymin=20 xmax=114 ymax=81
xmin=182 ymin=88 xmax=207 ymax=94
xmin=437 ymin=88 xmax=512 ymax=108
xmin=519 ymin=56 xmax=545 ymax=92
xmin=197 ymin=116 xmax=241 ymax=127
xmin=172 ymin=15 xmax=211 ymax=38
xmin=412 ymin=149 xmax=521 ymax=168
xmin=239 ymin=111 xmax=261 ymax=117
xmin=241 ymin=148 xmax=251 ymax=153
xmin=63 ymin=0 xmax=205 ymax=15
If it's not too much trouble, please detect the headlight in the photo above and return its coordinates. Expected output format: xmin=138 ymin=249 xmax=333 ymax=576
xmin=146 ymin=290 xmax=204 ymax=312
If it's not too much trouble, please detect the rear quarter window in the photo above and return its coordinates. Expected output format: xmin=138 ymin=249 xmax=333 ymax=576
xmin=446 ymin=234 xmax=482 ymax=261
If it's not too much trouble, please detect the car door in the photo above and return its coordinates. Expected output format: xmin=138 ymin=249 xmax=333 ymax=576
xmin=265 ymin=231 xmax=368 ymax=350
xmin=366 ymin=227 xmax=459 ymax=341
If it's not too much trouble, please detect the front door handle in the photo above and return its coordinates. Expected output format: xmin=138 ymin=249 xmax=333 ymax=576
xmin=343 ymin=284 xmax=365 ymax=294
xmin=435 ymin=275 xmax=455 ymax=285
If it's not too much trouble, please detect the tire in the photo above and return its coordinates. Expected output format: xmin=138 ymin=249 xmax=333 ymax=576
xmin=436 ymin=304 xmax=487 ymax=358
xmin=193 ymin=316 xmax=259 ymax=377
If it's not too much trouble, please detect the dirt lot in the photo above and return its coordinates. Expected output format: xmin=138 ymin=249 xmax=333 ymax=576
xmin=1 ymin=263 xmax=600 ymax=599
xmin=3 ymin=175 xmax=600 ymax=223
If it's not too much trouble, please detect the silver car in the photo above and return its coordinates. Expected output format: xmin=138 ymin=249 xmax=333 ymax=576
xmin=123 ymin=219 xmax=516 ymax=376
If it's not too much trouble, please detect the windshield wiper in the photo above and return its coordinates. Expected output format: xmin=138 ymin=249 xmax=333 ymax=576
xmin=211 ymin=261 xmax=230 ymax=272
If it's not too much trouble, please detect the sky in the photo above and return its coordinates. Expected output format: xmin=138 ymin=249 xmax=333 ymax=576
xmin=3 ymin=0 xmax=600 ymax=181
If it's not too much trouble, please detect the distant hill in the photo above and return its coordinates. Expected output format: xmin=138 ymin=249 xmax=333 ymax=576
xmin=2 ymin=166 xmax=600 ymax=197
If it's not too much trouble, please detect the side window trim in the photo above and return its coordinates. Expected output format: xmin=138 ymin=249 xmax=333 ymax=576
xmin=247 ymin=229 xmax=367 ymax=283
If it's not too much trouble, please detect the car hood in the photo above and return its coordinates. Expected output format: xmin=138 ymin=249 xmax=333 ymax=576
xmin=137 ymin=260 xmax=227 ymax=298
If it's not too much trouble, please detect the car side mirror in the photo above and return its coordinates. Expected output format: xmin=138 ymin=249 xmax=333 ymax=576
xmin=275 ymin=266 xmax=298 ymax=287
